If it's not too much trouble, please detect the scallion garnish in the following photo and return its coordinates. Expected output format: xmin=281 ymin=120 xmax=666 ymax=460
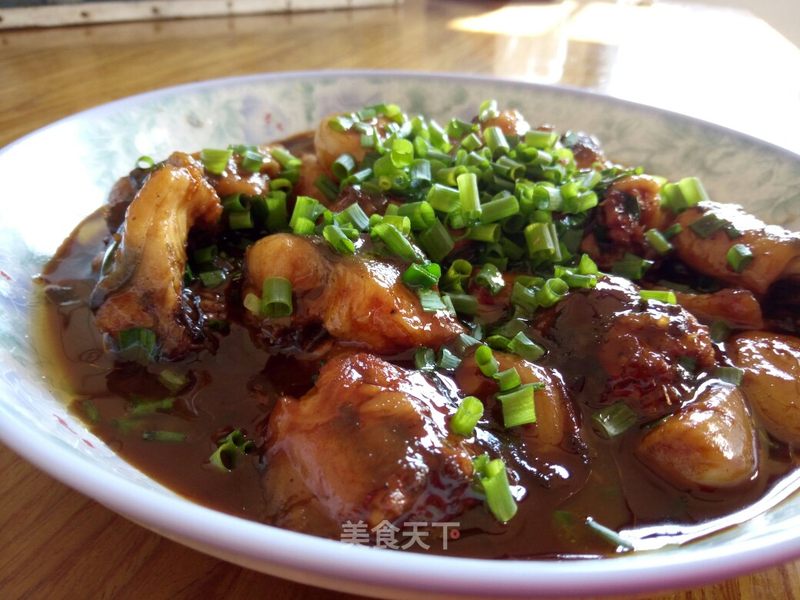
xmin=726 ymin=243 xmax=753 ymax=272
xmin=158 ymin=369 xmax=188 ymax=393
xmin=200 ymin=148 xmax=232 ymax=175
xmin=402 ymin=262 xmax=441 ymax=289
xmin=591 ymin=402 xmax=637 ymax=439
xmin=689 ymin=213 xmax=727 ymax=239
xmin=473 ymin=456 xmax=518 ymax=523
xmin=130 ymin=397 xmax=174 ymax=416
xmin=474 ymin=263 xmax=505 ymax=295
xmin=710 ymin=320 xmax=731 ymax=343
xmin=445 ymin=293 xmax=479 ymax=316
xmin=142 ymin=430 xmax=186 ymax=443
xmin=199 ymin=269 xmax=226 ymax=288
xmin=497 ymin=384 xmax=536 ymax=428
xmin=714 ymin=366 xmax=744 ymax=386
xmin=416 ymin=219 xmax=455 ymax=262
xmin=612 ymin=253 xmax=653 ymax=280
xmin=644 ymin=229 xmax=673 ymax=255
xmin=451 ymin=396 xmax=484 ymax=436
xmin=457 ymin=172 xmax=482 ymax=223
xmin=507 ymin=331 xmax=546 ymax=361
xmin=118 ymin=327 xmax=158 ymax=363
xmin=414 ymin=347 xmax=436 ymax=371
xmin=260 ymin=277 xmax=293 ymax=318
xmin=639 ymin=290 xmax=677 ymax=304
xmin=417 ymin=288 xmax=447 ymax=313
xmin=437 ymin=348 xmax=462 ymax=371
xmin=475 ymin=345 xmax=499 ymax=377
xmin=209 ymin=430 xmax=255 ymax=471
xmin=494 ymin=367 xmax=521 ymax=392
xmin=585 ymin=517 xmax=634 ymax=551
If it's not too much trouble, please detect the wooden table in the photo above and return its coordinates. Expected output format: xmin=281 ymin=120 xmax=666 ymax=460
xmin=2 ymin=1 xmax=799 ymax=598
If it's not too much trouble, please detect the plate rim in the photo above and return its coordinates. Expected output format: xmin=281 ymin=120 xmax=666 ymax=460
xmin=2 ymin=69 xmax=800 ymax=597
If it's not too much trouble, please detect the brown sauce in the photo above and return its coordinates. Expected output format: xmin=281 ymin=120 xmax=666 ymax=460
xmin=32 ymin=132 xmax=800 ymax=560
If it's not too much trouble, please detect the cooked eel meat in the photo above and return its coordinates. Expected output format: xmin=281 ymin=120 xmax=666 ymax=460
xmin=263 ymin=353 xmax=475 ymax=533
xmin=534 ymin=276 xmax=715 ymax=419
xmin=672 ymin=201 xmax=800 ymax=296
xmin=92 ymin=153 xmax=222 ymax=357
xmin=635 ymin=381 xmax=758 ymax=492
xmin=243 ymin=233 xmax=463 ymax=353
xmin=729 ymin=331 xmax=800 ymax=445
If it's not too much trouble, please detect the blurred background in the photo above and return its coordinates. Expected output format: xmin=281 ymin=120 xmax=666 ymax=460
xmin=1 ymin=0 xmax=799 ymax=153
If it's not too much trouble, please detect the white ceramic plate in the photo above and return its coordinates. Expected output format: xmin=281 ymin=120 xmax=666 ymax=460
xmin=1 ymin=71 xmax=800 ymax=599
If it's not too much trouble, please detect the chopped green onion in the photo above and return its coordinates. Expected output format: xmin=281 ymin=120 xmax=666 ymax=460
xmin=497 ymin=384 xmax=536 ymax=428
xmin=457 ymin=172 xmax=482 ymax=223
xmin=678 ymin=355 xmax=697 ymax=373
xmin=475 ymin=345 xmax=499 ymax=377
xmin=372 ymin=222 xmax=424 ymax=262
xmin=322 ymin=224 xmax=356 ymax=255
xmin=563 ymin=272 xmax=597 ymax=289
xmin=689 ymin=213 xmax=727 ymax=239
xmin=577 ymin=253 xmax=599 ymax=275
xmin=193 ymin=245 xmax=218 ymax=265
xmin=535 ymin=278 xmax=569 ymax=308
xmin=336 ymin=203 xmax=370 ymax=231
xmin=710 ymin=320 xmax=731 ymax=343
xmin=398 ymin=201 xmax=436 ymax=231
xmin=118 ymin=327 xmax=157 ymax=363
xmin=266 ymin=193 xmax=288 ymax=231
xmin=314 ymin=175 xmax=339 ymax=202
xmin=639 ymin=290 xmax=677 ymax=304
xmin=289 ymin=196 xmax=322 ymax=231
xmin=451 ymin=396 xmax=484 ymax=436
xmin=645 ymin=229 xmax=673 ymax=255
xmin=486 ymin=334 xmax=511 ymax=351
xmin=524 ymin=130 xmax=558 ymax=149
xmin=442 ymin=259 xmax=472 ymax=293
xmin=427 ymin=183 xmax=461 ymax=213
xmin=142 ymin=430 xmax=186 ymax=443
xmin=158 ymin=369 xmax=188 ymax=393
xmin=417 ymin=289 xmax=448 ymax=313
xmin=270 ymin=146 xmax=302 ymax=170
xmin=727 ymin=243 xmax=754 ymax=272
xmin=484 ymin=126 xmax=510 ymax=156
xmin=260 ymin=277 xmax=293 ymax=318
xmin=460 ymin=132 xmax=483 ymax=152
xmin=292 ymin=217 xmax=315 ymax=236
xmin=328 ymin=114 xmax=354 ymax=132
xmin=438 ymin=348 xmax=462 ymax=371
xmin=445 ymin=293 xmax=479 ymax=316
xmin=417 ymin=219 xmax=455 ymax=262
xmin=331 ymin=153 xmax=356 ymax=181
xmin=466 ymin=223 xmax=501 ymax=243
xmin=136 ymin=155 xmax=155 ymax=170
xmin=474 ymin=263 xmax=505 ymax=295
xmin=78 ymin=399 xmax=100 ymax=423
xmin=508 ymin=331 xmax=546 ymax=361
xmin=402 ymin=263 xmax=441 ymax=289
xmin=510 ymin=281 xmax=538 ymax=313
xmin=130 ymin=397 xmax=174 ymax=416
xmin=494 ymin=367 xmax=521 ymax=392
xmin=447 ymin=118 xmax=475 ymax=138
xmin=228 ymin=211 xmax=254 ymax=230
xmin=199 ymin=269 xmax=226 ymax=288
xmin=480 ymin=194 xmax=520 ymax=224
xmin=455 ymin=333 xmax=481 ymax=355
xmin=612 ymin=253 xmax=653 ymax=280
xmin=661 ymin=176 xmax=709 ymax=212
xmin=714 ymin=366 xmax=744 ymax=386
xmin=591 ymin=402 xmax=637 ymax=439
xmin=524 ymin=222 xmax=557 ymax=257
xmin=474 ymin=457 xmax=518 ymax=523
xmin=209 ymin=429 xmax=255 ymax=471
xmin=662 ymin=223 xmax=683 ymax=239
xmin=585 ymin=517 xmax=634 ymax=551
xmin=414 ymin=347 xmax=436 ymax=371
xmin=241 ymin=150 xmax=265 ymax=173
xmin=200 ymin=148 xmax=232 ymax=175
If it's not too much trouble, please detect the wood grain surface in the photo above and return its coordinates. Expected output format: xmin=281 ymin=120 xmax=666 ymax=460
xmin=1 ymin=1 xmax=799 ymax=598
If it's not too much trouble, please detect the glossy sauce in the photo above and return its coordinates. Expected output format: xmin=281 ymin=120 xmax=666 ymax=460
xmin=33 ymin=133 xmax=800 ymax=559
